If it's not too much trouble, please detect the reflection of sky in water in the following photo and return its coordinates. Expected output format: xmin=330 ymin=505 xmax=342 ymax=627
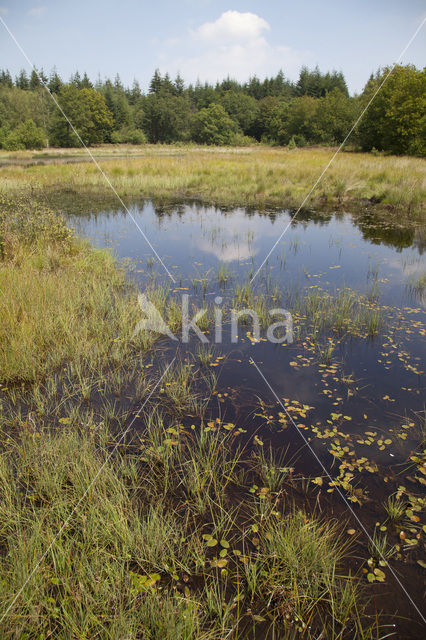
xmin=68 ymin=201 xmax=426 ymax=309
xmin=68 ymin=200 xmax=425 ymax=467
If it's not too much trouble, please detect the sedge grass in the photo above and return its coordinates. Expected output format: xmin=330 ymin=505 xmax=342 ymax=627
xmin=0 ymin=417 xmax=381 ymax=639
xmin=0 ymin=198 xmax=156 ymax=384
xmin=0 ymin=145 xmax=424 ymax=218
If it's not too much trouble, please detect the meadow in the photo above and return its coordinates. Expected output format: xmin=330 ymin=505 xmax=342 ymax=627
xmin=0 ymin=144 xmax=425 ymax=217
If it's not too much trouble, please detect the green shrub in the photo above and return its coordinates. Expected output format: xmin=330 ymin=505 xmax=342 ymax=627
xmin=230 ymin=132 xmax=256 ymax=146
xmin=15 ymin=119 xmax=46 ymax=149
xmin=0 ymin=126 xmax=25 ymax=150
xmin=111 ymin=127 xmax=146 ymax=144
xmin=0 ymin=120 xmax=46 ymax=150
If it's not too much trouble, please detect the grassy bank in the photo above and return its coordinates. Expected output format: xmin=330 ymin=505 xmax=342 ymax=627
xmin=0 ymin=199 xmax=140 ymax=383
xmin=0 ymin=197 xmax=205 ymax=384
xmin=0 ymin=144 xmax=425 ymax=218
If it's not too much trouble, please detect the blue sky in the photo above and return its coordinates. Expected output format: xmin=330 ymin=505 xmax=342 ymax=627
xmin=0 ymin=1 xmax=424 ymax=94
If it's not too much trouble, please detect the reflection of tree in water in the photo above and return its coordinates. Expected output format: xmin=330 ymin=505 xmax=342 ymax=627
xmin=412 ymin=226 xmax=426 ymax=255
xmin=291 ymin=209 xmax=334 ymax=225
xmin=355 ymin=213 xmax=416 ymax=251
xmin=48 ymin=193 xmax=424 ymax=254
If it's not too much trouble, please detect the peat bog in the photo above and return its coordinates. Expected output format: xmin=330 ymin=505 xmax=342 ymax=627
xmin=71 ymin=198 xmax=426 ymax=633
xmin=0 ymin=189 xmax=425 ymax=639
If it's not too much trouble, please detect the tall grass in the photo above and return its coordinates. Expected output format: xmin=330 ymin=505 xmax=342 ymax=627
xmin=1 ymin=145 xmax=425 ymax=216
xmin=0 ymin=198 xmax=151 ymax=383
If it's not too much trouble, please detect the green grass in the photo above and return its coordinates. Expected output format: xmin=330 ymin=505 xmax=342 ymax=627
xmin=1 ymin=144 xmax=425 ymax=218
xmin=217 ymin=263 xmax=230 ymax=285
xmin=159 ymin=358 xmax=216 ymax=416
xmin=0 ymin=197 xmax=151 ymax=384
xmin=0 ymin=199 xmax=210 ymax=385
xmin=0 ymin=420 xmax=380 ymax=639
xmin=407 ymin=271 xmax=426 ymax=300
xmin=383 ymin=495 xmax=405 ymax=523
xmin=291 ymin=287 xmax=383 ymax=337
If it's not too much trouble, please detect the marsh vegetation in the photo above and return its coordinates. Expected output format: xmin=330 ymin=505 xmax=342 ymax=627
xmin=1 ymin=145 xmax=425 ymax=216
xmin=0 ymin=158 xmax=425 ymax=638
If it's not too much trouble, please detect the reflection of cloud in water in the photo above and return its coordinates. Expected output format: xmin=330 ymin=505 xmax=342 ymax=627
xmin=380 ymin=256 xmax=426 ymax=308
xmin=196 ymin=238 xmax=255 ymax=262
xmin=191 ymin=210 xmax=289 ymax=262
xmin=384 ymin=256 xmax=425 ymax=278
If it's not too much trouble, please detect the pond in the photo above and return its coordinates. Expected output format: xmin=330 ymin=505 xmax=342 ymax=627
xmin=68 ymin=199 xmax=425 ymax=632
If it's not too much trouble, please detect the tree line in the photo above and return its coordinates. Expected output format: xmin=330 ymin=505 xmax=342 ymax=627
xmin=0 ymin=65 xmax=424 ymax=155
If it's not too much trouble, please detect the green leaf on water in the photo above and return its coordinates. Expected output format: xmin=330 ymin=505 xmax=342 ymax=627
xmin=206 ymin=538 xmax=218 ymax=547
xmin=373 ymin=568 xmax=386 ymax=582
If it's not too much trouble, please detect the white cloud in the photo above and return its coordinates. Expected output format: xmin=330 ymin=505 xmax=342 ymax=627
xmin=27 ymin=6 xmax=47 ymax=18
xmin=157 ymin=11 xmax=303 ymax=84
xmin=194 ymin=10 xmax=270 ymax=43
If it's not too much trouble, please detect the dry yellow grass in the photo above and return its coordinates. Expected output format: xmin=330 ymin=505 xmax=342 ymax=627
xmin=0 ymin=144 xmax=424 ymax=217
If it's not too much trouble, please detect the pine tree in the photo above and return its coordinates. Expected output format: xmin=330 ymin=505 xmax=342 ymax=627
xmin=48 ymin=67 xmax=63 ymax=93
xmin=129 ymin=79 xmax=141 ymax=104
xmin=174 ymin=73 xmax=185 ymax=96
xmin=114 ymin=73 xmax=123 ymax=91
xmin=149 ymin=69 xmax=162 ymax=94
xmin=0 ymin=69 xmax=13 ymax=87
xmin=70 ymin=71 xmax=82 ymax=88
xmin=81 ymin=72 xmax=93 ymax=89
xmin=15 ymin=69 xmax=29 ymax=90
xmin=29 ymin=69 xmax=41 ymax=90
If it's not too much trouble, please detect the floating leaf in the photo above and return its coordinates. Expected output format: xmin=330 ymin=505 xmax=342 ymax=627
xmin=206 ymin=538 xmax=218 ymax=547
xmin=373 ymin=568 xmax=386 ymax=582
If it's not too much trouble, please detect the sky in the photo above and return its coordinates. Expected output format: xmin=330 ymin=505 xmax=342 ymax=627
xmin=0 ymin=1 xmax=424 ymax=94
